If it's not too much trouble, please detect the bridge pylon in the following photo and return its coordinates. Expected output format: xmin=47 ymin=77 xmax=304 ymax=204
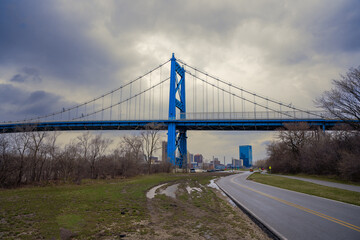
xmin=167 ymin=53 xmax=187 ymax=168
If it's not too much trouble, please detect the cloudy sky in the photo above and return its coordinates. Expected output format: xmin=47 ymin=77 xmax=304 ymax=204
xmin=1 ymin=0 xmax=360 ymax=163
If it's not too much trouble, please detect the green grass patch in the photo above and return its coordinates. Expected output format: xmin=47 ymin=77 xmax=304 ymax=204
xmin=282 ymin=173 xmax=360 ymax=186
xmin=0 ymin=173 xmax=183 ymax=239
xmin=248 ymin=173 xmax=360 ymax=206
xmin=0 ymin=172 xmax=267 ymax=239
xmin=56 ymin=214 xmax=84 ymax=230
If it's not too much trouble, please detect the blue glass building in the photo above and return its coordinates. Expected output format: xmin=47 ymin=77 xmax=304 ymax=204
xmin=239 ymin=145 xmax=252 ymax=168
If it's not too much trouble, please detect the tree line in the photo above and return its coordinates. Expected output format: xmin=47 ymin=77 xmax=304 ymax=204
xmin=256 ymin=123 xmax=360 ymax=181
xmin=256 ymin=66 xmax=360 ymax=182
xmin=0 ymin=124 xmax=171 ymax=188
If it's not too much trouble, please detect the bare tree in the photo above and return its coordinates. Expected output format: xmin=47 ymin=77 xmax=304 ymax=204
xmin=122 ymin=135 xmax=143 ymax=162
xmin=316 ymin=66 xmax=360 ymax=129
xmin=0 ymin=133 xmax=12 ymax=186
xmin=29 ymin=131 xmax=48 ymax=182
xmin=42 ymin=131 xmax=61 ymax=181
xmin=58 ymin=142 xmax=80 ymax=182
xmin=120 ymin=135 xmax=144 ymax=176
xmin=141 ymin=123 xmax=162 ymax=174
xmin=278 ymin=122 xmax=312 ymax=156
xmin=88 ymin=134 xmax=112 ymax=179
xmin=12 ymin=131 xmax=32 ymax=185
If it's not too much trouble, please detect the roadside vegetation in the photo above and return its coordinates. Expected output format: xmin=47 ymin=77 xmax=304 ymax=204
xmin=248 ymin=173 xmax=360 ymax=206
xmin=255 ymin=66 xmax=360 ymax=182
xmin=281 ymin=173 xmax=360 ymax=186
xmin=0 ymin=123 xmax=171 ymax=188
xmin=0 ymin=172 xmax=269 ymax=239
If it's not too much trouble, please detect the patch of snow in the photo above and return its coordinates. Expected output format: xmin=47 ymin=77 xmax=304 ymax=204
xmin=207 ymin=179 xmax=220 ymax=190
xmin=208 ymin=179 xmax=226 ymax=196
xmin=160 ymin=184 xmax=179 ymax=198
xmin=227 ymin=199 xmax=237 ymax=207
xmin=186 ymin=186 xmax=203 ymax=194
xmin=146 ymin=183 xmax=167 ymax=199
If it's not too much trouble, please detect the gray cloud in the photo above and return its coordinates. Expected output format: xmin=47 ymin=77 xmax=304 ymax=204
xmin=10 ymin=67 xmax=42 ymax=83
xmin=0 ymin=1 xmax=119 ymax=88
xmin=0 ymin=83 xmax=73 ymax=122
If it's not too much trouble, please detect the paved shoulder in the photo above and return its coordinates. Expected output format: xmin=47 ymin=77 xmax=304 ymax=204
xmin=274 ymin=175 xmax=360 ymax=192
xmin=216 ymin=173 xmax=360 ymax=240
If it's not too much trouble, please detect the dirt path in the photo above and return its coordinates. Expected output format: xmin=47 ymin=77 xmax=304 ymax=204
xmin=138 ymin=178 xmax=271 ymax=240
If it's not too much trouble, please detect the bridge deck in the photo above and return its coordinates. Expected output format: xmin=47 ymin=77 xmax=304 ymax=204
xmin=0 ymin=119 xmax=345 ymax=133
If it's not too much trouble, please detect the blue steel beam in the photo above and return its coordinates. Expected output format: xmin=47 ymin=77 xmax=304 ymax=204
xmin=167 ymin=53 xmax=187 ymax=168
xmin=0 ymin=119 xmax=353 ymax=133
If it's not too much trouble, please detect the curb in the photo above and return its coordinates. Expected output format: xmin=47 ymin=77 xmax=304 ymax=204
xmin=216 ymin=181 xmax=287 ymax=240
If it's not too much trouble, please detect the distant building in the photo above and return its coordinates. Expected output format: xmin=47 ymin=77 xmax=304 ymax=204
xmin=189 ymin=153 xmax=194 ymax=163
xmin=211 ymin=158 xmax=220 ymax=166
xmin=239 ymin=145 xmax=252 ymax=167
xmin=187 ymin=152 xmax=193 ymax=167
xmin=215 ymin=164 xmax=225 ymax=170
xmin=194 ymin=154 xmax=203 ymax=164
xmin=162 ymin=141 xmax=167 ymax=162
xmin=190 ymin=162 xmax=198 ymax=169
xmin=150 ymin=156 xmax=159 ymax=164
xmin=232 ymin=158 xmax=242 ymax=168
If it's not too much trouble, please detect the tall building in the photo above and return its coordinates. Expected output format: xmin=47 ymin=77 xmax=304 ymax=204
xmin=194 ymin=154 xmax=203 ymax=164
xmin=239 ymin=145 xmax=252 ymax=167
xmin=189 ymin=153 xmax=194 ymax=163
xmin=162 ymin=141 xmax=167 ymax=162
xmin=187 ymin=153 xmax=194 ymax=167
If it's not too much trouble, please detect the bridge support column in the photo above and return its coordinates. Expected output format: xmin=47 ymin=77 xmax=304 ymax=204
xmin=177 ymin=129 xmax=187 ymax=168
xmin=167 ymin=53 xmax=187 ymax=168
xmin=167 ymin=123 xmax=176 ymax=166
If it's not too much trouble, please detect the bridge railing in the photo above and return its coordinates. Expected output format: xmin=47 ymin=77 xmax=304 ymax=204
xmin=179 ymin=111 xmax=327 ymax=120
xmin=0 ymin=111 xmax=329 ymax=125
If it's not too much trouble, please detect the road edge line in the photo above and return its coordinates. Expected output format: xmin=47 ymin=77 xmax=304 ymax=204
xmin=216 ymin=180 xmax=287 ymax=240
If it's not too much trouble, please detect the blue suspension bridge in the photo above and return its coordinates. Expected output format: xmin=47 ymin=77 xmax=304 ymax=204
xmin=0 ymin=54 xmax=345 ymax=168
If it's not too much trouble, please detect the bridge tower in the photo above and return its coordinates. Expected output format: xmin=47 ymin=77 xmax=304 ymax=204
xmin=167 ymin=53 xmax=187 ymax=168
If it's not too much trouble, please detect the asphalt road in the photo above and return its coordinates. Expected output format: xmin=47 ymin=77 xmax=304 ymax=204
xmin=216 ymin=172 xmax=360 ymax=240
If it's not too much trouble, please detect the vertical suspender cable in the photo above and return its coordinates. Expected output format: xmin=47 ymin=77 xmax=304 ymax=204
xmin=139 ymin=77 xmax=142 ymax=120
xmin=110 ymin=92 xmax=113 ymax=120
xmin=233 ymin=93 xmax=235 ymax=119
xmin=93 ymin=100 xmax=95 ymax=120
xmin=254 ymin=94 xmax=256 ymax=119
xmin=229 ymin=84 xmax=232 ymax=119
xmin=129 ymin=82 xmax=132 ymax=120
xmin=151 ymin=72 xmax=154 ymax=119
xmin=203 ymin=72 xmax=205 ymax=118
xmin=212 ymin=77 xmax=214 ymax=118
xmin=195 ymin=70 xmax=197 ymax=117
xmin=193 ymin=73 xmax=195 ymax=118
xmin=149 ymin=74 xmax=151 ymax=119
xmin=102 ymin=96 xmax=104 ymax=120
xmin=134 ymin=85 xmax=137 ymax=120
xmin=119 ymin=88 xmax=122 ymax=120
xmin=206 ymin=74 xmax=208 ymax=117
xmin=159 ymin=67 xmax=162 ymax=119
xmin=241 ymin=90 xmax=244 ymax=118
xmin=217 ymin=80 xmax=220 ymax=119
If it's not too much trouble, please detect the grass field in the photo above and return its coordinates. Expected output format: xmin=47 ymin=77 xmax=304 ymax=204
xmin=248 ymin=173 xmax=360 ymax=206
xmin=282 ymin=173 xmax=360 ymax=186
xmin=0 ymin=173 xmax=269 ymax=239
